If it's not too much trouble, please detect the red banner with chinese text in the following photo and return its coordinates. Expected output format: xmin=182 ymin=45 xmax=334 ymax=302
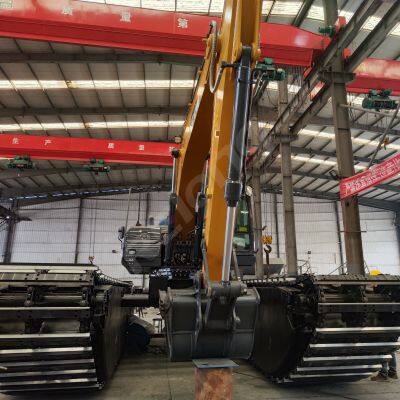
xmin=340 ymin=153 xmax=400 ymax=199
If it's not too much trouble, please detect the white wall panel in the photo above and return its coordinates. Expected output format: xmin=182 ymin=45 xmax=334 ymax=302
xmin=263 ymin=196 xmax=341 ymax=275
xmin=1 ymin=193 xmax=398 ymax=278
xmin=10 ymin=200 xmax=80 ymax=264
xmin=353 ymin=206 xmax=399 ymax=274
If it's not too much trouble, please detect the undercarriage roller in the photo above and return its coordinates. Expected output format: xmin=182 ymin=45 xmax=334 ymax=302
xmin=249 ymin=274 xmax=400 ymax=384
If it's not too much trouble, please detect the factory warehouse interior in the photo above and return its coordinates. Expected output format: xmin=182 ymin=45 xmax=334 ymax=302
xmin=1 ymin=0 xmax=400 ymax=399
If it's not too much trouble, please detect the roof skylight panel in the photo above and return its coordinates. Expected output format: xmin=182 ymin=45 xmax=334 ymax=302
xmin=209 ymin=0 xmax=224 ymax=14
xmin=106 ymin=0 xmax=141 ymax=6
xmin=0 ymin=80 xmax=13 ymax=90
xmin=67 ymin=80 xmax=95 ymax=89
xmin=0 ymin=124 xmax=19 ymax=132
xmin=262 ymin=1 xmax=273 ymax=16
xmin=93 ymin=80 xmax=121 ymax=89
xmin=0 ymin=120 xmax=186 ymax=132
xmin=104 ymin=121 xmax=129 ymax=128
xmin=390 ymin=23 xmax=400 ymax=37
xmin=271 ymin=1 xmax=302 ymax=16
xmin=0 ymin=79 xmax=195 ymax=90
xmin=299 ymin=128 xmax=400 ymax=152
xmin=12 ymin=80 xmax=41 ymax=90
xmin=39 ymin=80 xmax=68 ymax=89
xmin=80 ymin=0 xmax=105 ymax=4
xmin=307 ymin=5 xmax=324 ymax=21
xmin=362 ymin=16 xmax=380 ymax=31
xmin=86 ymin=122 xmax=108 ymax=128
xmin=338 ymin=9 xmax=354 ymax=23
xmin=141 ymin=0 xmax=175 ymax=11
xmin=293 ymin=155 xmax=337 ymax=167
xmin=177 ymin=0 xmax=210 ymax=13
xmin=41 ymin=123 xmax=69 ymax=130
xmin=19 ymin=123 xmax=42 ymax=131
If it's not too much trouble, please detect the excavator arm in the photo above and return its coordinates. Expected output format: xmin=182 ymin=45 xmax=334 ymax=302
xmin=159 ymin=0 xmax=263 ymax=361
xmin=172 ymin=0 xmax=262 ymax=281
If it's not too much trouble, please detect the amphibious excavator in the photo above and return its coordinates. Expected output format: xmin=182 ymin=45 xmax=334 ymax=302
xmin=119 ymin=0 xmax=400 ymax=386
xmin=3 ymin=0 xmax=400 ymax=395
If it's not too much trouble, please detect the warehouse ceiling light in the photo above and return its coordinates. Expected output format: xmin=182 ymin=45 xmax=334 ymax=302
xmin=300 ymin=128 xmax=400 ymax=151
xmin=0 ymin=80 xmax=375 ymax=109
xmin=0 ymin=120 xmax=186 ymax=132
xmin=0 ymin=79 xmax=195 ymax=90
xmin=260 ymin=151 xmax=365 ymax=171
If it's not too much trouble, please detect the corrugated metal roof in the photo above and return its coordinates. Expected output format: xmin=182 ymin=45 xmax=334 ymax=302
xmin=0 ymin=0 xmax=399 ymax=204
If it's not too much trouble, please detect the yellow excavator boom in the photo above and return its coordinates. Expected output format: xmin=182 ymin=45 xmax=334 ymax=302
xmin=174 ymin=0 xmax=262 ymax=281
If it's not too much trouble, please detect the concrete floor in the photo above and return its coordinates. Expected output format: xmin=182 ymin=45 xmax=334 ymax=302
xmin=1 ymin=342 xmax=399 ymax=400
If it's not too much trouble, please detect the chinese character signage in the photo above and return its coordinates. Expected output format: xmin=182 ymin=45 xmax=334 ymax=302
xmin=340 ymin=153 xmax=400 ymax=199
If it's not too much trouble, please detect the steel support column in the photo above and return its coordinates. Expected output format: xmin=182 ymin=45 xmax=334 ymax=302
xmin=3 ymin=201 xmax=17 ymax=263
xmin=145 ymin=192 xmax=151 ymax=225
xmin=278 ymin=79 xmax=298 ymax=277
xmin=395 ymin=212 xmax=400 ymax=268
xmin=250 ymin=116 xmax=264 ymax=278
xmin=334 ymin=201 xmax=345 ymax=274
xmin=74 ymin=198 xmax=84 ymax=264
xmin=325 ymin=0 xmax=365 ymax=275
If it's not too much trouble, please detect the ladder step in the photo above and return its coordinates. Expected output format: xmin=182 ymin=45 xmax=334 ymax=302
xmin=296 ymin=364 xmax=382 ymax=373
xmin=0 ymin=369 xmax=97 ymax=379
xmin=0 ymin=333 xmax=90 ymax=339
xmin=309 ymin=342 xmax=400 ymax=355
xmin=0 ymin=358 xmax=95 ymax=369
xmin=3 ymin=384 xmax=100 ymax=393
xmin=316 ymin=327 xmax=400 ymax=335
xmin=310 ymin=342 xmax=400 ymax=349
xmin=0 ymin=333 xmax=91 ymax=347
xmin=0 ymin=377 xmax=98 ymax=388
xmin=0 ymin=347 xmax=93 ymax=361
xmin=302 ymin=354 xmax=393 ymax=366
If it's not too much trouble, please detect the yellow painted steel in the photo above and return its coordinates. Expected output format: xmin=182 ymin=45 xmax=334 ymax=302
xmin=174 ymin=0 xmax=262 ymax=281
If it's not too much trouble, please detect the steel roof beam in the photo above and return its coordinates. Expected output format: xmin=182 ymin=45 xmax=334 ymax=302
xmin=3 ymin=106 xmax=399 ymax=138
xmin=0 ymin=204 xmax=30 ymax=222
xmin=0 ymin=182 xmax=400 ymax=212
xmin=0 ymin=182 xmax=170 ymax=201
xmin=254 ymin=0 xmax=382 ymax=166
xmin=0 ymin=106 xmax=186 ymax=117
xmin=0 ymin=52 xmax=202 ymax=66
xmin=346 ymin=0 xmax=400 ymax=72
xmin=8 ymin=182 xmax=398 ymax=212
xmin=256 ymin=0 xmax=397 ymax=170
xmin=258 ymin=106 xmax=400 ymax=137
xmin=262 ymin=184 xmax=400 ymax=212
xmin=293 ymin=0 xmax=314 ymax=27
xmin=268 ymin=166 xmax=400 ymax=194
xmin=0 ymin=165 xmax=168 ymax=181
xmin=290 ymin=145 xmax=381 ymax=165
